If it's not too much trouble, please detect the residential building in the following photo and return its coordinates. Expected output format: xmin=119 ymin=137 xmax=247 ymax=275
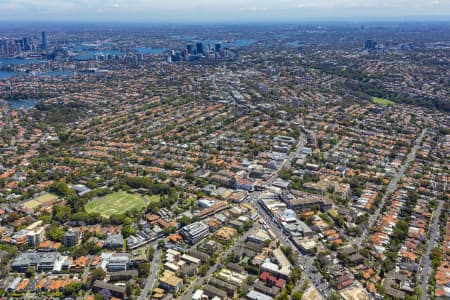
xmin=159 ymin=270 xmax=183 ymax=293
xmin=63 ymin=229 xmax=79 ymax=247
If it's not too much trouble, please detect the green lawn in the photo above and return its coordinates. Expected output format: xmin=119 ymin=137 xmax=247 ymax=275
xmin=85 ymin=191 xmax=149 ymax=218
xmin=372 ymin=97 xmax=395 ymax=106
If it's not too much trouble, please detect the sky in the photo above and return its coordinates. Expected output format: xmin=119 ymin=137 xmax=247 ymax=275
xmin=0 ymin=0 xmax=449 ymax=22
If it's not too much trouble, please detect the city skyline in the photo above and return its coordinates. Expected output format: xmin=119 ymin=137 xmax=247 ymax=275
xmin=0 ymin=0 xmax=449 ymax=22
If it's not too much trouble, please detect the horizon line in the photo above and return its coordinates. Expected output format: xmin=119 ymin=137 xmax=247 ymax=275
xmin=1 ymin=16 xmax=450 ymax=26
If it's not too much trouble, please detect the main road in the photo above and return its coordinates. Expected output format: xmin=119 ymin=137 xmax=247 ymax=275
xmin=250 ymin=128 xmax=333 ymax=298
xmin=354 ymin=128 xmax=427 ymax=246
xmin=267 ymin=131 xmax=306 ymax=185
xmin=138 ymin=243 xmax=161 ymax=300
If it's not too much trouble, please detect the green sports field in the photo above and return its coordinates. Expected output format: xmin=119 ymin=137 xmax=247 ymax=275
xmin=85 ymin=191 xmax=150 ymax=218
xmin=372 ymin=97 xmax=395 ymax=106
xmin=23 ymin=193 xmax=59 ymax=210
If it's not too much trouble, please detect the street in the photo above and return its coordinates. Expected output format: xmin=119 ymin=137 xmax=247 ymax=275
xmin=418 ymin=200 xmax=444 ymax=300
xmin=266 ymin=131 xmax=306 ymax=184
xmin=258 ymin=129 xmax=332 ymax=297
xmin=354 ymin=128 xmax=427 ymax=246
xmin=323 ymin=138 xmax=344 ymax=160
xmin=138 ymin=243 xmax=161 ymax=300
xmin=180 ymin=225 xmax=259 ymax=300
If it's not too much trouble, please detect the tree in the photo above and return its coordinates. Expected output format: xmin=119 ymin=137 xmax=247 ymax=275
xmin=147 ymin=201 xmax=160 ymax=214
xmin=122 ymin=225 xmax=136 ymax=238
xmin=126 ymin=282 xmax=133 ymax=297
xmin=292 ymin=291 xmax=303 ymax=300
xmin=49 ymin=181 xmax=74 ymax=197
xmin=392 ymin=220 xmax=409 ymax=241
xmin=138 ymin=263 xmax=150 ymax=277
xmin=148 ymin=246 xmax=155 ymax=261
xmin=280 ymin=245 xmax=298 ymax=264
xmin=431 ymin=247 xmax=442 ymax=268
xmin=39 ymin=214 xmax=52 ymax=224
xmin=163 ymin=227 xmax=176 ymax=235
xmin=286 ymin=282 xmax=294 ymax=293
xmin=94 ymin=294 xmax=105 ymax=300
xmin=414 ymin=287 xmax=422 ymax=299
xmin=244 ymin=220 xmax=254 ymax=231
xmin=47 ymin=224 xmax=64 ymax=241
xmin=72 ymin=211 xmax=88 ymax=222
xmin=329 ymin=292 xmax=341 ymax=300
xmin=25 ymin=267 xmax=35 ymax=278
xmin=90 ymin=268 xmax=106 ymax=282
xmin=71 ymin=241 xmax=102 ymax=257
xmin=198 ymin=264 xmax=209 ymax=276
xmin=335 ymin=215 xmax=345 ymax=228
xmin=63 ymin=282 xmax=82 ymax=296
xmin=53 ymin=205 xmax=71 ymax=223
xmin=276 ymin=289 xmax=289 ymax=300
xmin=87 ymin=212 xmax=103 ymax=225
xmin=109 ymin=214 xmax=127 ymax=225
xmin=208 ymin=256 xmax=217 ymax=266
xmin=246 ymin=265 xmax=260 ymax=275
xmin=179 ymin=216 xmax=192 ymax=227
xmin=289 ymin=266 xmax=302 ymax=283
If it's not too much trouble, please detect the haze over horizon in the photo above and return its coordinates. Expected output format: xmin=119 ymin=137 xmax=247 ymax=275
xmin=0 ymin=0 xmax=449 ymax=23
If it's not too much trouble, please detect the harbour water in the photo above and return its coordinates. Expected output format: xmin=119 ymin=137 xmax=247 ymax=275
xmin=5 ymin=99 xmax=42 ymax=109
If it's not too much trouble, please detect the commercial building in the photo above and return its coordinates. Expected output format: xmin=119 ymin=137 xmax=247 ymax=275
xmin=281 ymin=190 xmax=333 ymax=212
xmin=292 ymin=236 xmax=318 ymax=255
xmin=180 ymin=221 xmax=209 ymax=244
xmin=41 ymin=32 xmax=48 ymax=50
xmin=260 ymin=248 xmax=292 ymax=279
xmin=106 ymin=253 xmax=130 ymax=272
xmin=196 ymin=42 xmax=204 ymax=55
xmin=11 ymin=251 xmax=68 ymax=273
xmin=37 ymin=252 xmax=59 ymax=271
xmin=11 ymin=252 xmax=41 ymax=272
